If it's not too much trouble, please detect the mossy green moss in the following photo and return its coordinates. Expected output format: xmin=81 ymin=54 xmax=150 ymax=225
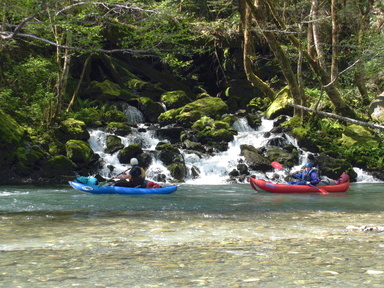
xmin=161 ymin=90 xmax=192 ymax=109
xmin=103 ymin=109 xmax=127 ymax=123
xmin=264 ymin=86 xmax=293 ymax=119
xmin=65 ymin=140 xmax=95 ymax=167
xmin=139 ymin=97 xmax=165 ymax=122
xmin=0 ymin=109 xmax=25 ymax=166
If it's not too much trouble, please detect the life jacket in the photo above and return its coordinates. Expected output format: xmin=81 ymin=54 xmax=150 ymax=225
xmin=129 ymin=166 xmax=146 ymax=185
xmin=301 ymin=169 xmax=316 ymax=181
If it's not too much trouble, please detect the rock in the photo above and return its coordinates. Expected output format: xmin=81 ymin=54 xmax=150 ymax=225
xmin=264 ymin=86 xmax=293 ymax=119
xmin=65 ymin=140 xmax=96 ymax=168
xmin=368 ymin=94 xmax=384 ymax=124
xmin=158 ymin=96 xmax=229 ymax=127
xmin=105 ymin=135 xmax=124 ymax=154
xmin=161 ymin=90 xmax=192 ymax=109
xmin=55 ymin=118 xmax=90 ymax=142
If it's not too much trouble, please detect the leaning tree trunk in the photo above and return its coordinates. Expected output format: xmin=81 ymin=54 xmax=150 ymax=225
xmin=262 ymin=0 xmax=356 ymax=118
xmin=245 ymin=0 xmax=304 ymax=116
xmin=239 ymin=0 xmax=275 ymax=101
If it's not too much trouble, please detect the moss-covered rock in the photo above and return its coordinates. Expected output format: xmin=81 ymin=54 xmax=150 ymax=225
xmin=103 ymin=109 xmax=127 ymax=123
xmin=0 ymin=109 xmax=25 ymax=166
xmin=191 ymin=116 xmax=236 ymax=148
xmin=84 ymin=79 xmax=137 ymax=102
xmin=263 ymin=146 xmax=299 ymax=167
xmin=158 ymin=96 xmax=229 ymax=127
xmin=14 ymin=145 xmax=47 ymax=176
xmin=157 ymin=107 xmax=183 ymax=126
xmin=240 ymin=144 xmax=271 ymax=171
xmin=139 ymin=97 xmax=165 ymax=123
xmin=55 ymin=118 xmax=90 ymax=142
xmin=246 ymin=113 xmax=262 ymax=129
xmin=264 ymin=86 xmax=293 ymax=119
xmin=65 ymin=140 xmax=95 ymax=167
xmin=167 ymin=162 xmax=187 ymax=181
xmin=105 ymin=135 xmax=124 ymax=154
xmin=117 ymin=144 xmax=144 ymax=165
xmin=44 ymin=155 xmax=76 ymax=177
xmin=106 ymin=122 xmax=132 ymax=136
xmin=161 ymin=90 xmax=192 ymax=109
xmin=247 ymin=97 xmax=270 ymax=114
xmin=73 ymin=107 xmax=103 ymax=127
xmin=155 ymin=143 xmax=183 ymax=166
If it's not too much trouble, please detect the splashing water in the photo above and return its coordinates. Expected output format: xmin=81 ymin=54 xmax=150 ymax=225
xmin=87 ymin=108 xmax=382 ymax=183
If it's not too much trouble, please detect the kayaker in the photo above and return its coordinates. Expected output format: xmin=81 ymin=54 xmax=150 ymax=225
xmin=112 ymin=158 xmax=146 ymax=187
xmin=288 ymin=162 xmax=320 ymax=185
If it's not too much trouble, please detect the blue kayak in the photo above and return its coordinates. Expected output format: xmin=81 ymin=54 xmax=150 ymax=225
xmin=69 ymin=181 xmax=178 ymax=195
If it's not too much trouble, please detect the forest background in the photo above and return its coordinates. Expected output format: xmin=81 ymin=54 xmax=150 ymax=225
xmin=0 ymin=0 xmax=383 ymax=184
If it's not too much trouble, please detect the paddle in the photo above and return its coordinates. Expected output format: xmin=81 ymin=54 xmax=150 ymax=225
xmin=271 ymin=161 xmax=329 ymax=194
xmin=98 ymin=167 xmax=131 ymax=187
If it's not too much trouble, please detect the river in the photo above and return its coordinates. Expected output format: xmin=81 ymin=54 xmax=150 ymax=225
xmin=0 ymin=182 xmax=383 ymax=287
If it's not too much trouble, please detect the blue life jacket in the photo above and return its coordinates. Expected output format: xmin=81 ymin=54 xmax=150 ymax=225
xmin=301 ymin=169 xmax=316 ymax=181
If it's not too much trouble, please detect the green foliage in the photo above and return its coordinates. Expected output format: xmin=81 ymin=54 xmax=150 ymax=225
xmin=0 ymin=56 xmax=56 ymax=123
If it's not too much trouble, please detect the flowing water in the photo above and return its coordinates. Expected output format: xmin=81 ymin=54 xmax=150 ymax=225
xmin=1 ymin=182 xmax=384 ymax=288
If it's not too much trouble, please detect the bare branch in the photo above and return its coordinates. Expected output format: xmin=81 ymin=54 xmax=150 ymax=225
xmin=0 ymin=31 xmax=160 ymax=56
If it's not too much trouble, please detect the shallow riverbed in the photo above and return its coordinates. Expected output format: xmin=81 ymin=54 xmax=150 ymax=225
xmin=0 ymin=183 xmax=383 ymax=287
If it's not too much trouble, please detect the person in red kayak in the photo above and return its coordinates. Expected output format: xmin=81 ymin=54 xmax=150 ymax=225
xmin=288 ymin=162 xmax=320 ymax=185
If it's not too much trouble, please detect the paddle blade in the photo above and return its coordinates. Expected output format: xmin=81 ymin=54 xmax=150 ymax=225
xmin=271 ymin=161 xmax=283 ymax=170
xmin=318 ymin=188 xmax=329 ymax=194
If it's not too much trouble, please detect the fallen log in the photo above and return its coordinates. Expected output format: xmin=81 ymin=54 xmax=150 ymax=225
xmin=289 ymin=103 xmax=384 ymax=131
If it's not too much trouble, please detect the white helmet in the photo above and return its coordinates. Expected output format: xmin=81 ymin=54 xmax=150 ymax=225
xmin=130 ymin=158 xmax=139 ymax=165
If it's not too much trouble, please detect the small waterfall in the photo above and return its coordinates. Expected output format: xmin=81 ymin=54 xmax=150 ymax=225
xmin=123 ymin=104 xmax=146 ymax=123
xmin=87 ymin=110 xmax=382 ymax=183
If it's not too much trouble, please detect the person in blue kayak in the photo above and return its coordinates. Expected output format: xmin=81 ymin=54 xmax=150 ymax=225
xmin=112 ymin=158 xmax=146 ymax=187
xmin=288 ymin=162 xmax=320 ymax=185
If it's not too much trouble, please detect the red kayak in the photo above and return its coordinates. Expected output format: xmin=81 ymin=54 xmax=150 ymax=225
xmin=250 ymin=174 xmax=350 ymax=194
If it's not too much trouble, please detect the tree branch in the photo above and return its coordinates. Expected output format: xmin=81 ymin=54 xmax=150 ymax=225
xmin=0 ymin=31 xmax=161 ymax=56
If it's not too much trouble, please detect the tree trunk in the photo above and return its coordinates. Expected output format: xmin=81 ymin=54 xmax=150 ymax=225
xmin=353 ymin=0 xmax=374 ymax=105
xmin=311 ymin=0 xmax=328 ymax=72
xmin=262 ymin=0 xmax=356 ymax=118
xmin=239 ymin=0 xmax=275 ymax=101
xmin=331 ymin=0 xmax=341 ymax=85
xmin=244 ymin=0 xmax=304 ymax=116
xmin=67 ymin=54 xmax=92 ymax=112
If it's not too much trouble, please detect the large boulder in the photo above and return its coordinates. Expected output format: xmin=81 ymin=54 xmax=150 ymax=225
xmin=240 ymin=144 xmax=270 ymax=171
xmin=264 ymin=86 xmax=293 ymax=119
xmin=105 ymin=135 xmax=124 ymax=154
xmin=117 ymin=144 xmax=152 ymax=169
xmin=161 ymin=90 xmax=192 ymax=109
xmin=191 ymin=116 xmax=237 ymax=150
xmin=368 ymin=95 xmax=384 ymax=124
xmin=55 ymin=118 xmax=90 ymax=142
xmin=84 ymin=79 xmax=136 ymax=102
xmin=65 ymin=140 xmax=96 ymax=168
xmin=158 ymin=96 xmax=229 ymax=127
xmin=43 ymin=155 xmax=76 ymax=177
xmin=139 ymin=97 xmax=165 ymax=123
